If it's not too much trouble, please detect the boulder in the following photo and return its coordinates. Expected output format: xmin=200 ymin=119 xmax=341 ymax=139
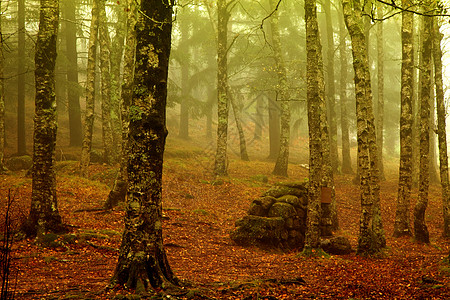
xmin=230 ymin=216 xmax=285 ymax=246
xmin=5 ymin=155 xmax=32 ymax=171
xmin=268 ymin=202 xmax=297 ymax=219
xmin=320 ymin=236 xmax=353 ymax=255
xmin=276 ymin=195 xmax=301 ymax=208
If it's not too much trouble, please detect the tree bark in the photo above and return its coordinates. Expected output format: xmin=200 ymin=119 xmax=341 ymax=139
xmin=228 ymin=86 xmax=249 ymax=161
xmin=17 ymin=0 xmax=26 ymax=155
xmin=179 ymin=16 xmax=190 ymax=140
xmin=376 ymin=3 xmax=385 ymax=180
xmin=342 ymin=0 xmax=385 ymax=254
xmin=323 ymin=0 xmax=339 ymax=174
xmin=104 ymin=0 xmax=137 ymax=210
xmin=22 ymin=0 xmax=64 ymax=236
xmin=414 ymin=9 xmax=431 ymax=244
xmin=0 ymin=3 xmax=5 ymax=172
xmin=270 ymin=0 xmax=290 ymax=177
xmin=214 ymin=0 xmax=230 ymax=176
xmin=110 ymin=0 xmax=179 ymax=293
xmin=432 ymin=18 xmax=449 ymax=239
xmin=99 ymin=0 xmax=115 ymax=165
xmin=64 ymin=0 xmax=82 ymax=147
xmin=80 ymin=0 xmax=99 ymax=177
xmin=394 ymin=0 xmax=414 ymax=238
xmin=338 ymin=7 xmax=353 ymax=175
xmin=267 ymin=95 xmax=280 ymax=160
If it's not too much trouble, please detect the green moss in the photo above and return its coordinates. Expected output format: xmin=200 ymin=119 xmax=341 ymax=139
xmin=299 ymin=247 xmax=330 ymax=258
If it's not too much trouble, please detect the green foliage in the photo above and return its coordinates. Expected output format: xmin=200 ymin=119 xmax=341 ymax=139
xmin=129 ymin=105 xmax=143 ymax=122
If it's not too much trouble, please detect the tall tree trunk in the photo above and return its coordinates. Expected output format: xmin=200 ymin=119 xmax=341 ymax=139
xmin=0 ymin=2 xmax=5 ymax=172
xmin=253 ymin=94 xmax=264 ymax=141
xmin=110 ymin=1 xmax=126 ymax=158
xmin=429 ymin=98 xmax=439 ymax=183
xmin=64 ymin=0 xmax=82 ymax=147
xmin=22 ymin=0 xmax=64 ymax=236
xmin=433 ymin=18 xmax=450 ymax=239
xmin=214 ymin=0 xmax=230 ymax=176
xmin=110 ymin=0 xmax=179 ymax=292
xmin=376 ymin=3 xmax=385 ymax=180
xmin=393 ymin=0 xmax=414 ymax=238
xmin=80 ymin=0 xmax=99 ymax=177
xmin=270 ymin=0 xmax=290 ymax=177
xmin=323 ymin=0 xmax=339 ymax=174
xmin=228 ymin=86 xmax=249 ymax=161
xmin=17 ymin=0 xmax=26 ymax=155
xmin=267 ymin=96 xmax=280 ymax=159
xmin=304 ymin=0 xmax=323 ymax=250
xmin=342 ymin=0 xmax=385 ymax=254
xmin=414 ymin=9 xmax=432 ymax=244
xmin=99 ymin=0 xmax=114 ymax=165
xmin=104 ymin=0 xmax=136 ymax=210
xmin=338 ymin=7 xmax=353 ymax=175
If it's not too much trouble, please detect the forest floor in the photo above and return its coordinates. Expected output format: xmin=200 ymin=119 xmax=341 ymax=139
xmin=0 ymin=136 xmax=449 ymax=300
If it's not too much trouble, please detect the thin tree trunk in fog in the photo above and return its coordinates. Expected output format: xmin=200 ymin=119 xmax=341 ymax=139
xmin=323 ymin=0 xmax=339 ymax=174
xmin=17 ymin=0 xmax=26 ymax=155
xmin=179 ymin=18 xmax=190 ymax=139
xmin=64 ymin=0 xmax=82 ymax=147
xmin=432 ymin=17 xmax=450 ymax=239
xmin=338 ymin=9 xmax=353 ymax=175
xmin=343 ymin=0 xmax=385 ymax=254
xmin=304 ymin=0 xmax=323 ymax=250
xmin=414 ymin=9 xmax=431 ymax=244
xmin=214 ymin=0 xmax=230 ymax=176
xmin=412 ymin=14 xmax=420 ymax=187
xmin=376 ymin=3 xmax=385 ymax=180
xmin=228 ymin=86 xmax=249 ymax=161
xmin=22 ymin=0 xmax=64 ymax=236
xmin=80 ymin=0 xmax=99 ymax=177
xmin=110 ymin=2 xmax=126 ymax=159
xmin=110 ymin=0 xmax=179 ymax=291
xmin=394 ymin=0 xmax=413 ymax=238
xmin=0 ymin=4 xmax=5 ymax=172
xmin=270 ymin=0 xmax=290 ymax=177
xmin=429 ymin=95 xmax=439 ymax=183
xmin=253 ymin=94 xmax=264 ymax=140
xmin=99 ymin=0 xmax=115 ymax=165
xmin=104 ymin=0 xmax=136 ymax=210
xmin=268 ymin=95 xmax=280 ymax=159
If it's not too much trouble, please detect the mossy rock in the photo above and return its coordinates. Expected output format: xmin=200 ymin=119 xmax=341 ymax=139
xmin=320 ymin=236 xmax=353 ymax=255
xmin=268 ymin=202 xmax=297 ymax=219
xmin=5 ymin=155 xmax=32 ymax=171
xmin=276 ymin=195 xmax=301 ymax=208
xmin=275 ymin=181 xmax=308 ymax=190
xmin=263 ymin=185 xmax=307 ymax=199
xmin=248 ymin=196 xmax=276 ymax=216
xmin=250 ymin=174 xmax=269 ymax=183
xmin=231 ymin=215 xmax=285 ymax=246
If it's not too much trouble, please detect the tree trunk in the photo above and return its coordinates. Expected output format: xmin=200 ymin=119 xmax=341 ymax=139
xmin=342 ymin=0 xmax=385 ymax=254
xmin=270 ymin=0 xmax=290 ymax=177
xmin=22 ymin=0 xmax=65 ymax=237
xmin=376 ymin=3 xmax=385 ymax=180
xmin=0 ymin=5 xmax=5 ymax=172
xmin=179 ymin=18 xmax=190 ymax=139
xmin=338 ymin=7 xmax=353 ymax=175
xmin=110 ymin=0 xmax=179 ymax=293
xmin=253 ymin=94 xmax=264 ymax=141
xmin=429 ymin=99 xmax=439 ymax=183
xmin=304 ymin=0 xmax=323 ymax=250
xmin=80 ymin=0 xmax=99 ymax=178
xmin=228 ymin=86 xmax=249 ymax=161
xmin=104 ymin=0 xmax=137 ymax=210
xmin=394 ymin=0 xmax=414 ymax=238
xmin=433 ymin=18 xmax=450 ymax=239
xmin=64 ymin=0 xmax=82 ymax=147
xmin=323 ymin=0 xmax=339 ymax=174
xmin=214 ymin=0 xmax=230 ymax=176
xmin=414 ymin=9 xmax=431 ymax=244
xmin=17 ymin=0 xmax=26 ymax=155
xmin=99 ymin=0 xmax=115 ymax=165
xmin=267 ymin=95 xmax=280 ymax=160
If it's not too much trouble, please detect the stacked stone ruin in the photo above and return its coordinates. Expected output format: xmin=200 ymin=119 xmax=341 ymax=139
xmin=230 ymin=181 xmax=352 ymax=254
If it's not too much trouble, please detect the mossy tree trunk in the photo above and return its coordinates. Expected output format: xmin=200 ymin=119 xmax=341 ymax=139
xmin=110 ymin=0 xmax=179 ymax=293
xmin=99 ymin=0 xmax=115 ymax=165
xmin=432 ymin=18 xmax=449 ymax=239
xmin=17 ymin=0 xmax=26 ymax=155
xmin=80 ymin=0 xmax=99 ymax=178
xmin=304 ymin=0 xmax=323 ymax=250
xmin=343 ymin=0 xmax=385 ymax=254
xmin=0 ymin=1 xmax=5 ymax=172
xmin=414 ymin=7 xmax=432 ymax=244
xmin=64 ymin=0 xmax=82 ymax=147
xmin=394 ymin=0 xmax=414 ymax=238
xmin=104 ymin=0 xmax=137 ymax=210
xmin=214 ymin=0 xmax=231 ymax=176
xmin=338 ymin=7 xmax=353 ymax=175
xmin=376 ymin=3 xmax=385 ymax=180
xmin=270 ymin=0 xmax=290 ymax=177
xmin=22 ymin=0 xmax=65 ymax=236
